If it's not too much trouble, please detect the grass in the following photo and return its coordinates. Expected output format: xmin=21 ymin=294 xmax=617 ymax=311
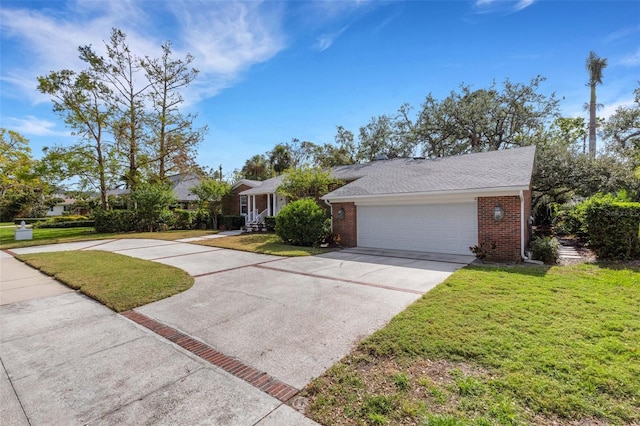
xmin=193 ymin=232 xmax=336 ymax=256
xmin=17 ymin=251 xmax=193 ymax=312
xmin=302 ymin=263 xmax=640 ymax=425
xmin=0 ymin=226 xmax=218 ymax=250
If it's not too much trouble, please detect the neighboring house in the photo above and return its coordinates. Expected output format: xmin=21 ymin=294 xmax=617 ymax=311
xmin=167 ymin=174 xmax=201 ymax=210
xmin=46 ymin=197 xmax=76 ymax=216
xmin=221 ymin=179 xmax=262 ymax=216
xmin=106 ymin=174 xmax=203 ymax=210
xmin=236 ymin=176 xmax=290 ymax=225
xmin=233 ymin=146 xmax=536 ymax=262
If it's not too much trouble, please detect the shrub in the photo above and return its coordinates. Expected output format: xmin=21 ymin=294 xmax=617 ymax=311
xmin=584 ymin=196 xmax=640 ymax=260
xmin=49 ymin=215 xmax=89 ymax=223
xmin=193 ymin=209 xmax=211 ymax=229
xmin=222 ymin=215 xmax=245 ymax=230
xmin=264 ymin=216 xmax=276 ymax=232
xmin=553 ymin=203 xmax=587 ymax=239
xmin=13 ymin=218 xmax=47 ymax=225
xmin=275 ymin=199 xmax=327 ymax=246
xmin=94 ymin=209 xmax=138 ymax=233
xmin=35 ymin=220 xmax=95 ymax=229
xmin=172 ymin=209 xmax=194 ymax=230
xmin=530 ymin=236 xmax=560 ymax=264
xmin=469 ymin=241 xmax=497 ymax=260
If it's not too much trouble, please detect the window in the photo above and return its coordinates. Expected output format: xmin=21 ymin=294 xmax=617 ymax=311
xmin=240 ymin=195 xmax=248 ymax=215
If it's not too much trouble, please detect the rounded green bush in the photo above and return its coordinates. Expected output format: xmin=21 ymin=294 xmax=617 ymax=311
xmin=530 ymin=236 xmax=560 ymax=264
xmin=275 ymin=198 xmax=327 ymax=246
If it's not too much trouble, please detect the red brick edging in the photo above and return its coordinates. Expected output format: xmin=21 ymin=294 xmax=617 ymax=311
xmin=120 ymin=310 xmax=298 ymax=402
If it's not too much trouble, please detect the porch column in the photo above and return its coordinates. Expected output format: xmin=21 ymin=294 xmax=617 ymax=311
xmin=267 ymin=193 xmax=271 ymax=216
xmin=273 ymin=193 xmax=277 ymax=215
xmin=252 ymin=195 xmax=256 ymax=216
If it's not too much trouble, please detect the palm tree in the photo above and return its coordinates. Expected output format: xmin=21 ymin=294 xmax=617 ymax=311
xmin=241 ymin=155 xmax=270 ymax=181
xmin=268 ymin=144 xmax=292 ymax=175
xmin=586 ymin=51 xmax=607 ymax=157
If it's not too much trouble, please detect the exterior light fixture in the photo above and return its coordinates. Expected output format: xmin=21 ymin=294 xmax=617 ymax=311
xmin=337 ymin=207 xmax=345 ymax=220
xmin=493 ymin=204 xmax=504 ymax=221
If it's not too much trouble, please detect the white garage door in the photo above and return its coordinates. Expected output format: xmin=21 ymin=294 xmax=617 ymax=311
xmin=357 ymin=202 xmax=478 ymax=255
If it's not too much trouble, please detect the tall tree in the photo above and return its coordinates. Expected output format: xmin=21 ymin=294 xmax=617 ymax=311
xmin=37 ymin=70 xmax=115 ymax=209
xmin=0 ymin=129 xmax=37 ymax=198
xmin=356 ymin=115 xmax=396 ymax=161
xmin=585 ymin=51 xmax=607 ymax=157
xmin=0 ymin=129 xmax=49 ymax=220
xmin=603 ymin=84 xmax=640 ymax=168
xmin=79 ymin=28 xmax=150 ymax=189
xmin=268 ymin=143 xmax=292 ymax=175
xmin=143 ymin=41 xmax=206 ymax=182
xmin=276 ymin=166 xmax=342 ymax=200
xmin=240 ymin=154 xmax=271 ymax=180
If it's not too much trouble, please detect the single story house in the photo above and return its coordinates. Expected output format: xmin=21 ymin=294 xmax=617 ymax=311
xmin=46 ymin=196 xmax=77 ymax=216
xmin=167 ymin=174 xmax=201 ymax=210
xmin=106 ymin=174 xmax=202 ymax=210
xmin=228 ymin=146 xmax=536 ymax=262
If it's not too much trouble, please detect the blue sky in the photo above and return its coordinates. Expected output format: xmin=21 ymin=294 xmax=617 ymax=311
xmin=1 ymin=0 xmax=638 ymax=178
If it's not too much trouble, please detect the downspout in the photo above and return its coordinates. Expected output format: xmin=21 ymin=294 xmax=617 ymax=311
xmin=519 ymin=190 xmax=527 ymax=261
xmin=324 ymin=198 xmax=333 ymax=232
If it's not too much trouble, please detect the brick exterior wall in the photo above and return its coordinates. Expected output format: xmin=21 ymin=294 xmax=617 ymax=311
xmin=222 ymin=184 xmax=267 ymax=216
xmin=331 ymin=202 xmax=357 ymax=247
xmin=477 ymin=194 xmax=529 ymax=262
xmin=221 ymin=184 xmax=250 ymax=215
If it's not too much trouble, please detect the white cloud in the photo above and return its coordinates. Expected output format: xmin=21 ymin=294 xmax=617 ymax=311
xmin=619 ymin=47 xmax=640 ymax=66
xmin=599 ymin=98 xmax=635 ymax=120
xmin=0 ymin=1 xmax=287 ymax=105
xmin=6 ymin=116 xmax=71 ymax=137
xmin=169 ymin=1 xmax=286 ymax=101
xmin=605 ymin=25 xmax=640 ymax=44
xmin=514 ymin=0 xmax=535 ymax=12
xmin=314 ymin=27 xmax=348 ymax=52
xmin=474 ymin=0 xmax=535 ymax=13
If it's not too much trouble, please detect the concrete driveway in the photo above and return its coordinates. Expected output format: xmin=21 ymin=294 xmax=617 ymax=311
xmin=2 ymin=239 xmax=471 ymax=425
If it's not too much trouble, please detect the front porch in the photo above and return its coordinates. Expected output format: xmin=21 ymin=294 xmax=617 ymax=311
xmin=243 ymin=192 xmax=288 ymax=230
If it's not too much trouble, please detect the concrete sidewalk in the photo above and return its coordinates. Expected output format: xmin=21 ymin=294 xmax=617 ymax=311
xmin=0 ymin=251 xmax=73 ymax=305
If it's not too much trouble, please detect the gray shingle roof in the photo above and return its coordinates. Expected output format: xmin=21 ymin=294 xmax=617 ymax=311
xmin=240 ymin=146 xmax=536 ymax=199
xmin=240 ymin=175 xmax=286 ymax=195
xmin=169 ymin=174 xmax=201 ymax=201
xmin=324 ymin=146 xmax=536 ymax=199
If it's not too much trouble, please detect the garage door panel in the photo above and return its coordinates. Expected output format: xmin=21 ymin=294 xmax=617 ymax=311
xmin=357 ymin=202 xmax=477 ymax=255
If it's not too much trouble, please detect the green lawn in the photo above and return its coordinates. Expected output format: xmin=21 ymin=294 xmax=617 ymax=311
xmin=0 ymin=226 xmax=218 ymax=249
xmin=17 ymin=251 xmax=193 ymax=312
xmin=303 ymin=263 xmax=640 ymax=426
xmin=193 ymin=232 xmax=335 ymax=256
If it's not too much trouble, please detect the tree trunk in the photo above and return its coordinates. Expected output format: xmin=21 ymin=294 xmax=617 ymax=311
xmin=588 ymin=83 xmax=597 ymax=157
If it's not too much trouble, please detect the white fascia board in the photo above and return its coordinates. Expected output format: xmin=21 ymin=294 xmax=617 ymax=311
xmin=323 ymin=186 xmax=528 ymax=206
xmin=233 ymin=179 xmax=261 ymax=190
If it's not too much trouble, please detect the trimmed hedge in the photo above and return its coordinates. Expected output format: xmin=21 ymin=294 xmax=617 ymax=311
xmin=222 ymin=215 xmax=244 ymax=230
xmin=275 ymin=199 xmax=327 ymax=246
xmin=173 ymin=209 xmax=195 ymax=230
xmin=14 ymin=218 xmax=47 ymax=225
xmin=35 ymin=220 xmax=95 ymax=229
xmin=94 ymin=209 xmax=138 ymax=233
xmin=584 ymin=200 xmax=640 ymax=260
xmin=264 ymin=216 xmax=276 ymax=232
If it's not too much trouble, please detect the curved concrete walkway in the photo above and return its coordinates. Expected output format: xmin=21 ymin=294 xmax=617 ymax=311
xmin=1 ymin=239 xmax=469 ymax=425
